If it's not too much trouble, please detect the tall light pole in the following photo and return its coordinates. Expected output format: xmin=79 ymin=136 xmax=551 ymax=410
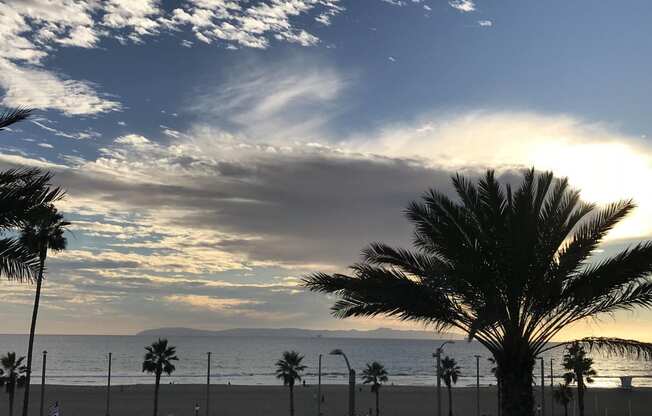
xmin=330 ymin=349 xmax=355 ymax=416
xmin=206 ymin=352 xmax=211 ymax=416
xmin=433 ymin=341 xmax=455 ymax=416
xmin=474 ymin=355 xmax=481 ymax=416
xmin=549 ymin=359 xmax=554 ymax=416
xmin=106 ymin=352 xmax=112 ymax=416
xmin=317 ymin=354 xmax=322 ymax=416
xmin=539 ymin=357 xmax=545 ymax=416
xmin=39 ymin=350 xmax=47 ymax=416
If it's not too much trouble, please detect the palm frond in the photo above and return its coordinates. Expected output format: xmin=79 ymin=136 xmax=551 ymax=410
xmin=0 ymin=108 xmax=32 ymax=130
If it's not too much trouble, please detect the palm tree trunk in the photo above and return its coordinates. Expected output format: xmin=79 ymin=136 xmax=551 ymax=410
xmin=22 ymin=250 xmax=46 ymax=416
xmin=564 ymin=403 xmax=568 ymax=416
xmin=375 ymin=388 xmax=379 ymax=416
xmin=9 ymin=389 xmax=15 ymax=416
xmin=154 ymin=372 xmax=161 ymax=416
xmin=447 ymin=385 xmax=453 ymax=416
xmin=289 ymin=385 xmax=294 ymax=416
xmin=497 ymin=347 xmax=535 ymax=416
xmin=577 ymin=379 xmax=585 ymax=416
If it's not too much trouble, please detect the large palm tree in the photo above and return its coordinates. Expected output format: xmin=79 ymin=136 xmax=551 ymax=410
xmin=20 ymin=205 xmax=69 ymax=416
xmin=362 ymin=361 xmax=389 ymax=416
xmin=440 ymin=356 xmax=460 ymax=416
xmin=142 ymin=338 xmax=179 ymax=416
xmin=562 ymin=342 xmax=595 ymax=416
xmin=0 ymin=108 xmax=64 ymax=282
xmin=0 ymin=352 xmax=27 ymax=416
xmin=275 ymin=350 xmax=306 ymax=416
xmin=304 ymin=169 xmax=652 ymax=416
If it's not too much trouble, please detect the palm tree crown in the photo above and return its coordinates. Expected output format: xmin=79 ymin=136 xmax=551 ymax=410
xmin=362 ymin=361 xmax=389 ymax=392
xmin=0 ymin=352 xmax=27 ymax=391
xmin=20 ymin=205 xmax=69 ymax=256
xmin=275 ymin=351 xmax=306 ymax=387
xmin=440 ymin=356 xmax=460 ymax=388
xmin=142 ymin=338 xmax=179 ymax=376
xmin=304 ymin=169 xmax=652 ymax=416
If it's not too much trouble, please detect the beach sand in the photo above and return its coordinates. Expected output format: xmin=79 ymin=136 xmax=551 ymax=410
xmin=3 ymin=384 xmax=647 ymax=416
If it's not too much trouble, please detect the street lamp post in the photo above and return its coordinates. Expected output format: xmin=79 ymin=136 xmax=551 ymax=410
xmin=106 ymin=352 xmax=112 ymax=416
xmin=206 ymin=352 xmax=211 ymax=416
xmin=40 ymin=350 xmax=47 ymax=416
xmin=433 ymin=341 xmax=455 ymax=416
xmin=317 ymin=354 xmax=322 ymax=416
xmin=539 ymin=357 xmax=545 ymax=416
xmin=474 ymin=355 xmax=481 ymax=416
xmin=330 ymin=349 xmax=355 ymax=416
xmin=550 ymin=358 xmax=554 ymax=416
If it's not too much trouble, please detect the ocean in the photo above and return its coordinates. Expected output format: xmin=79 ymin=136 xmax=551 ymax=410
xmin=1 ymin=335 xmax=651 ymax=388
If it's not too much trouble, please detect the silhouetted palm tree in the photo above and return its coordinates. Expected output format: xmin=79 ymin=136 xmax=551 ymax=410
xmin=440 ymin=356 xmax=460 ymax=416
xmin=0 ymin=109 xmax=64 ymax=282
xmin=20 ymin=205 xmax=69 ymax=416
xmin=553 ymin=382 xmax=573 ymax=416
xmin=362 ymin=361 xmax=389 ymax=416
xmin=304 ymin=169 xmax=652 ymax=416
xmin=0 ymin=352 xmax=27 ymax=416
xmin=275 ymin=351 xmax=306 ymax=416
xmin=563 ymin=342 xmax=595 ymax=416
xmin=142 ymin=339 xmax=178 ymax=416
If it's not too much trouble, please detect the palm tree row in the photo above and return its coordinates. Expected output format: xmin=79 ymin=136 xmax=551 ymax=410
xmin=0 ymin=108 xmax=70 ymax=416
xmin=304 ymin=168 xmax=652 ymax=416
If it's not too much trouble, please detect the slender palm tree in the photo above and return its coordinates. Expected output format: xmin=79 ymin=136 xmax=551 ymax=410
xmin=20 ymin=205 xmax=69 ymax=416
xmin=0 ymin=352 xmax=27 ymax=416
xmin=440 ymin=356 xmax=460 ymax=416
xmin=142 ymin=339 xmax=178 ymax=416
xmin=562 ymin=342 xmax=595 ymax=416
xmin=304 ymin=168 xmax=652 ymax=416
xmin=362 ymin=361 xmax=389 ymax=416
xmin=275 ymin=350 xmax=306 ymax=416
xmin=553 ymin=382 xmax=573 ymax=416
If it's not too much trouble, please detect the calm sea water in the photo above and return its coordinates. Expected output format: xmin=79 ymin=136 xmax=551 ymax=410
xmin=1 ymin=335 xmax=651 ymax=388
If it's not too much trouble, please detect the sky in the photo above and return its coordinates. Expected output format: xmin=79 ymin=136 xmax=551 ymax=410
xmin=1 ymin=0 xmax=652 ymax=338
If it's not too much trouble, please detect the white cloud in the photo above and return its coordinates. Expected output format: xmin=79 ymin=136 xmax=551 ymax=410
xmin=478 ymin=19 xmax=492 ymax=27
xmin=0 ymin=59 xmax=122 ymax=116
xmin=347 ymin=111 xmax=652 ymax=241
xmin=0 ymin=0 xmax=345 ymax=116
xmin=449 ymin=0 xmax=476 ymax=12
xmin=114 ymin=134 xmax=151 ymax=145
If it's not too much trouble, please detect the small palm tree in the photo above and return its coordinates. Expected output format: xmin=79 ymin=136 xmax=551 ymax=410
xmin=142 ymin=339 xmax=179 ymax=416
xmin=0 ymin=352 xmax=27 ymax=416
xmin=563 ymin=342 xmax=595 ymax=416
xmin=553 ymin=383 xmax=573 ymax=416
xmin=440 ymin=356 xmax=460 ymax=416
xmin=20 ymin=205 xmax=69 ymax=416
xmin=275 ymin=351 xmax=306 ymax=416
xmin=362 ymin=361 xmax=389 ymax=416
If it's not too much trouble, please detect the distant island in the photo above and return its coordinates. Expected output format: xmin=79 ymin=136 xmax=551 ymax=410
xmin=136 ymin=327 xmax=463 ymax=340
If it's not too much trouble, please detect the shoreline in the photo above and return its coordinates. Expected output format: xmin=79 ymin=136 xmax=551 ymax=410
xmin=4 ymin=384 xmax=647 ymax=416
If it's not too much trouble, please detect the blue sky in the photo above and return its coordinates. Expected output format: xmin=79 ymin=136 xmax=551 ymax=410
xmin=1 ymin=0 xmax=652 ymax=337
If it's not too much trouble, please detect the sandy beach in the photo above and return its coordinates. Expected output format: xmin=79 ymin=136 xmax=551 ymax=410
xmin=2 ymin=384 xmax=648 ymax=416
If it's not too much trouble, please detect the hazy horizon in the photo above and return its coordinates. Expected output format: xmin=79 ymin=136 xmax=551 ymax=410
xmin=1 ymin=0 xmax=652 ymax=340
